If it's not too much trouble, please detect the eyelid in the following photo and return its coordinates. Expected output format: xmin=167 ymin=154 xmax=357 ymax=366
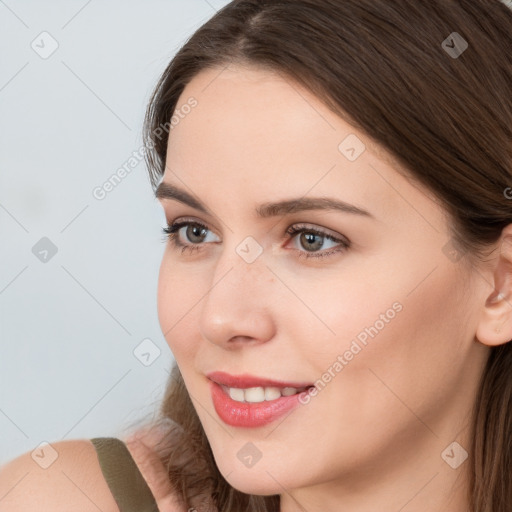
xmin=287 ymin=222 xmax=347 ymax=242
xmin=166 ymin=216 xmax=221 ymax=239
xmin=165 ymin=216 xmax=347 ymax=243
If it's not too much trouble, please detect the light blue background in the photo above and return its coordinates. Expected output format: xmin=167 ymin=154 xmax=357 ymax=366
xmin=0 ymin=0 xmax=231 ymax=465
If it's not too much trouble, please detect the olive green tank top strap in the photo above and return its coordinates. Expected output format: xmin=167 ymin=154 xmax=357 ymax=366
xmin=90 ymin=437 xmax=159 ymax=512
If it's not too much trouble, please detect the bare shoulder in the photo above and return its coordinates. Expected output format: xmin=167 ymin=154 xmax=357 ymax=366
xmin=0 ymin=439 xmax=120 ymax=512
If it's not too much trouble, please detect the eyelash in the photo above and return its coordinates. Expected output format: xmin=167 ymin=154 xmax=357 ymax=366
xmin=161 ymin=219 xmax=350 ymax=260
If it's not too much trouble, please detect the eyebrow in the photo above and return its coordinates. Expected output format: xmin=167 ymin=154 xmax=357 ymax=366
xmin=155 ymin=181 xmax=374 ymax=219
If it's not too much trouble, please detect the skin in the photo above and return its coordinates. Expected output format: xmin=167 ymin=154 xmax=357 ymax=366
xmin=155 ymin=63 xmax=512 ymax=512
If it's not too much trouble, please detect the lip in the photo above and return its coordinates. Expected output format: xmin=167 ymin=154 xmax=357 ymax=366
xmin=207 ymin=371 xmax=314 ymax=428
xmin=206 ymin=371 xmax=313 ymax=389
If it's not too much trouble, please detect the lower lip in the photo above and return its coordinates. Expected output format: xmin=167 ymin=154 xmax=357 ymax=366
xmin=209 ymin=381 xmax=308 ymax=428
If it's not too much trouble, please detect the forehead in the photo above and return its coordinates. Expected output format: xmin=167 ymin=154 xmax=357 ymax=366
xmin=163 ymin=64 xmax=444 ymax=230
xmin=166 ymin=64 xmax=342 ymax=171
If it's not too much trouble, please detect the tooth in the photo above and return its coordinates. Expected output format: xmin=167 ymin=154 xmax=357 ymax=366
xmin=245 ymin=387 xmax=265 ymax=402
xmin=229 ymin=387 xmax=245 ymax=402
xmin=265 ymin=387 xmax=282 ymax=401
xmin=281 ymin=387 xmax=298 ymax=396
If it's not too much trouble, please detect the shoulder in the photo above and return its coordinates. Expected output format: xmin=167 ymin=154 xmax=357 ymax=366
xmin=0 ymin=439 xmax=120 ymax=512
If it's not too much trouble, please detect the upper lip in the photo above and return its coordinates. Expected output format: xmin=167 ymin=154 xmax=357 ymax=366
xmin=207 ymin=371 xmax=314 ymax=389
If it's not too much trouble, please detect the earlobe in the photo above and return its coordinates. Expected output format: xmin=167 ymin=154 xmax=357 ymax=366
xmin=476 ymin=293 xmax=511 ymax=347
xmin=475 ymin=229 xmax=512 ymax=348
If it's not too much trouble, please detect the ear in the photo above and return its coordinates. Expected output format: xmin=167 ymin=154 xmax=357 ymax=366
xmin=476 ymin=224 xmax=512 ymax=347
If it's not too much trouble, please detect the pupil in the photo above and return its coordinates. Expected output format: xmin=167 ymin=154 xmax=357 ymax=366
xmin=302 ymin=233 xmax=322 ymax=251
xmin=189 ymin=225 xmax=205 ymax=242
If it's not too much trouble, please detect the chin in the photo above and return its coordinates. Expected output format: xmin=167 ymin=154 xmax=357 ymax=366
xmin=222 ymin=470 xmax=284 ymax=496
xmin=208 ymin=448 xmax=293 ymax=496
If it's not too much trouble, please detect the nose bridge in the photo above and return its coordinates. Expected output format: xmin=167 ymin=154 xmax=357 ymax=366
xmin=213 ymin=232 xmax=271 ymax=291
xmin=208 ymin=237 xmax=272 ymax=311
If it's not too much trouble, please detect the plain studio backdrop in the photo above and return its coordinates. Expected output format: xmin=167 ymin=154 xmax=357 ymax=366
xmin=0 ymin=0 xmax=231 ymax=466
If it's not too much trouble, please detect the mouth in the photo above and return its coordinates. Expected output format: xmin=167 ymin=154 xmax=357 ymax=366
xmin=207 ymin=371 xmax=316 ymax=427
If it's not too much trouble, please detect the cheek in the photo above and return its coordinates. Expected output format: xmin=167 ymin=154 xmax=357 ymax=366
xmin=157 ymin=255 xmax=200 ymax=360
xmin=312 ymin=258 xmax=471 ymax=427
xmin=156 ymin=256 xmax=172 ymax=338
xmin=266 ymin=262 xmax=472 ymax=475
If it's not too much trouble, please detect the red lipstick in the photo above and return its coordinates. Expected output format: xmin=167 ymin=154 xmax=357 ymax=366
xmin=207 ymin=371 xmax=314 ymax=428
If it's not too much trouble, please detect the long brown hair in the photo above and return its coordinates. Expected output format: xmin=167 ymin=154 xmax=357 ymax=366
xmin=138 ymin=1 xmax=512 ymax=510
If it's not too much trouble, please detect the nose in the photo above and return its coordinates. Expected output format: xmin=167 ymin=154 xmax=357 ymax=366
xmin=198 ymin=245 xmax=277 ymax=350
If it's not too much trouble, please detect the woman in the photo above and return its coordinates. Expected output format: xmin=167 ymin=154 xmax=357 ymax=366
xmin=1 ymin=1 xmax=511 ymax=511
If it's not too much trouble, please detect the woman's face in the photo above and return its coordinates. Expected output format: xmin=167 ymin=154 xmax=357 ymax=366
xmin=156 ymin=64 xmax=490 ymax=498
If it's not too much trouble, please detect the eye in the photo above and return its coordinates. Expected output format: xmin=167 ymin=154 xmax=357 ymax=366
xmin=284 ymin=223 xmax=350 ymax=260
xmin=162 ymin=219 xmax=218 ymax=256
xmin=161 ymin=219 xmax=350 ymax=260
